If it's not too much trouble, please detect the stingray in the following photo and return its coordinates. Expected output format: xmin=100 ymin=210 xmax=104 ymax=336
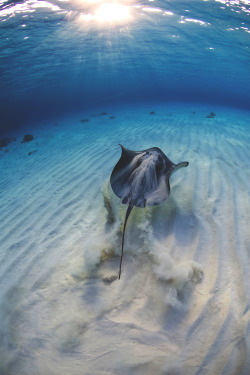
xmin=110 ymin=145 xmax=189 ymax=279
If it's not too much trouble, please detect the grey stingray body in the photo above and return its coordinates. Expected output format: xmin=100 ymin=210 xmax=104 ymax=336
xmin=110 ymin=145 xmax=189 ymax=279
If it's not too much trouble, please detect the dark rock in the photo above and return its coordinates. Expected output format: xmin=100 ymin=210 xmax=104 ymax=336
xmin=0 ymin=137 xmax=16 ymax=149
xmin=207 ymin=112 xmax=216 ymax=118
xmin=28 ymin=150 xmax=37 ymax=156
xmin=80 ymin=119 xmax=89 ymax=123
xmin=150 ymin=111 xmax=155 ymax=115
xmin=109 ymin=116 xmax=116 ymax=119
xmin=21 ymin=134 xmax=33 ymax=143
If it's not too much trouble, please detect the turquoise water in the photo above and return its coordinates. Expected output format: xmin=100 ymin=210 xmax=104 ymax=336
xmin=0 ymin=103 xmax=249 ymax=374
xmin=0 ymin=2 xmax=250 ymax=374
xmin=0 ymin=0 xmax=249 ymax=133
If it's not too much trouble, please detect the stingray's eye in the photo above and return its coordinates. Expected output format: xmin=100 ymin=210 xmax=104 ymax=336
xmin=141 ymin=152 xmax=150 ymax=160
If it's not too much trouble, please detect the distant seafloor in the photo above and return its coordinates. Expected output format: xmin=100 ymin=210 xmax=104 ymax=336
xmin=0 ymin=103 xmax=249 ymax=375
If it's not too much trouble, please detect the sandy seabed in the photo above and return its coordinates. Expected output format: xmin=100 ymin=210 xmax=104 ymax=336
xmin=0 ymin=103 xmax=249 ymax=375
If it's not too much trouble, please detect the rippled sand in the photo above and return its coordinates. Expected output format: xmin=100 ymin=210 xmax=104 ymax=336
xmin=0 ymin=103 xmax=249 ymax=375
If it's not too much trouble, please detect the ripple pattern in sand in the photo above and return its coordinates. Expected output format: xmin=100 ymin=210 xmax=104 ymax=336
xmin=0 ymin=104 xmax=249 ymax=375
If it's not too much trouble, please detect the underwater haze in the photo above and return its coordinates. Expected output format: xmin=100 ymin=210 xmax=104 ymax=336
xmin=0 ymin=1 xmax=250 ymax=375
xmin=0 ymin=0 xmax=250 ymax=132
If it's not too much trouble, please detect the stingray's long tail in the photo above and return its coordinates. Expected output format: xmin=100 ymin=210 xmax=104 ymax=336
xmin=119 ymin=204 xmax=133 ymax=280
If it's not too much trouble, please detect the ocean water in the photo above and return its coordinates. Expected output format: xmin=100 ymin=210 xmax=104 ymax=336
xmin=0 ymin=1 xmax=250 ymax=375
xmin=0 ymin=0 xmax=250 ymax=132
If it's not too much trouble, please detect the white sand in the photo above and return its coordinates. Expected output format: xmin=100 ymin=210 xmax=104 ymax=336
xmin=0 ymin=103 xmax=249 ymax=375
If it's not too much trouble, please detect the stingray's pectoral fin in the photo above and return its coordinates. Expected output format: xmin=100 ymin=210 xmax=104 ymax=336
xmin=172 ymin=161 xmax=189 ymax=174
xmin=119 ymin=204 xmax=133 ymax=280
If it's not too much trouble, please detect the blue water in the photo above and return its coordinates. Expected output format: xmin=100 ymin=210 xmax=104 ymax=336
xmin=0 ymin=0 xmax=249 ymax=134
xmin=1 ymin=2 xmax=250 ymax=373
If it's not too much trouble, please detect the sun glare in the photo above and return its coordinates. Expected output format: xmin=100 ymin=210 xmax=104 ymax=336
xmin=95 ymin=3 xmax=130 ymax=22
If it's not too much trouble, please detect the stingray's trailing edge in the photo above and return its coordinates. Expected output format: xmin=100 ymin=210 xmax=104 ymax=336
xmin=110 ymin=144 xmax=189 ymax=279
